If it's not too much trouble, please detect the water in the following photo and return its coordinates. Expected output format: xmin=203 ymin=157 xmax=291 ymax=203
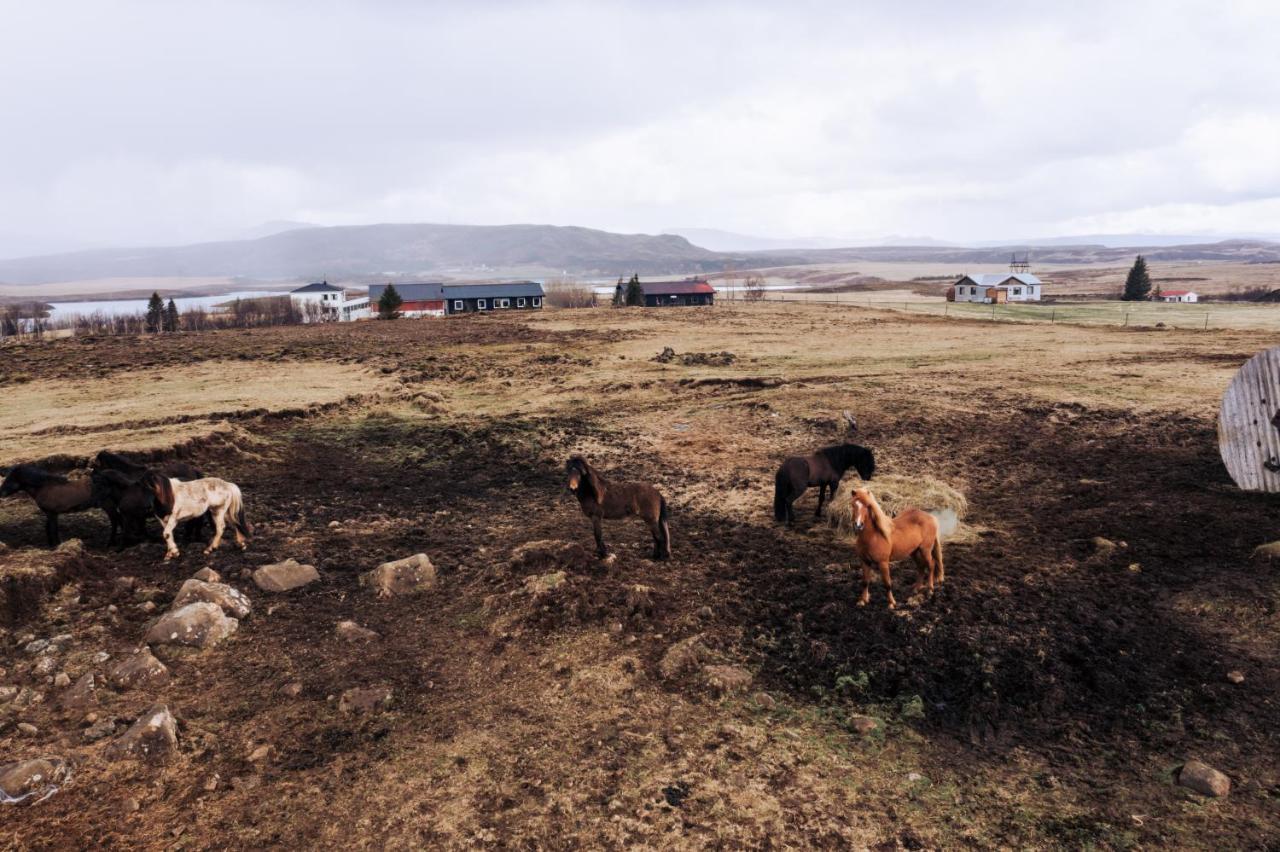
xmin=44 ymin=290 xmax=286 ymax=322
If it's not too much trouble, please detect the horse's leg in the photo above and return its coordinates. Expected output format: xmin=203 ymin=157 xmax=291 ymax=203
xmin=910 ymin=550 xmax=930 ymax=596
xmin=592 ymin=516 xmax=608 ymax=558
xmin=105 ymin=507 xmax=121 ymax=547
xmin=857 ymin=560 xmax=872 ymax=607
xmin=205 ymin=507 xmax=226 ymax=554
xmin=879 ymin=561 xmax=897 ymax=610
xmin=45 ymin=512 xmax=59 ymax=547
xmin=814 ymin=483 xmax=826 ymax=518
xmin=161 ymin=515 xmax=181 ymax=560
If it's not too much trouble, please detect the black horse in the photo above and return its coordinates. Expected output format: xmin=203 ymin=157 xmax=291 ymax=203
xmin=1 ymin=464 xmax=115 ymax=546
xmin=773 ymin=443 xmax=876 ymax=525
xmin=91 ymin=450 xmax=207 ymax=546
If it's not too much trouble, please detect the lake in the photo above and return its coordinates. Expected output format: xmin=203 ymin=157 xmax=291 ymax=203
xmin=44 ymin=290 xmax=287 ymax=322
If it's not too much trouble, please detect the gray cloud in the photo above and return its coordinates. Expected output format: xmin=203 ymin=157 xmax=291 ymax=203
xmin=1 ymin=0 xmax=1278 ymax=256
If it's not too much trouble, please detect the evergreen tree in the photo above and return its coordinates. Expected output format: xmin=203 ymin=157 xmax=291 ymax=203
xmin=1122 ymin=255 xmax=1152 ymax=301
xmin=145 ymin=292 xmax=164 ymax=332
xmin=624 ymin=274 xmax=645 ymax=307
xmin=378 ymin=284 xmax=404 ymax=319
xmin=164 ymin=298 xmax=180 ymax=332
xmin=612 ymin=276 xmax=626 ymax=307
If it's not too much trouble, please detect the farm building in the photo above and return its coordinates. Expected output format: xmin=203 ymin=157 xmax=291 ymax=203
xmin=367 ymin=283 xmax=447 ymax=317
xmin=442 ymin=282 xmax=544 ymax=314
xmin=949 ymin=273 xmax=1043 ymax=303
xmin=618 ymin=278 xmax=716 ymax=307
xmin=290 ymin=281 xmax=371 ymax=322
xmin=1159 ymin=290 xmax=1199 ymax=303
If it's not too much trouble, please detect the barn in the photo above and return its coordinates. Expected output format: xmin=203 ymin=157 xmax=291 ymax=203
xmin=1159 ymin=290 xmax=1199 ymax=303
xmin=618 ymin=278 xmax=716 ymax=307
xmin=442 ymin=282 xmax=544 ymax=314
xmin=950 ymin=273 xmax=1042 ymax=303
xmin=367 ymin=283 xmax=447 ymax=317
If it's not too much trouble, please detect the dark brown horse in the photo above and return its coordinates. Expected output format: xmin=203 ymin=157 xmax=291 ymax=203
xmin=774 ymin=443 xmax=876 ymax=525
xmin=91 ymin=451 xmax=206 ymax=545
xmin=92 ymin=450 xmax=203 ymax=482
xmin=565 ymin=455 xmax=671 ymax=560
xmin=0 ymin=464 xmax=114 ymax=546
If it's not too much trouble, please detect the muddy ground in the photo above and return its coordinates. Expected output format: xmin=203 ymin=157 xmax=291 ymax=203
xmin=1 ymin=305 xmax=1279 ymax=849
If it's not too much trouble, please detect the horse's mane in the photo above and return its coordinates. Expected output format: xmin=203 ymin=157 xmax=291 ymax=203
xmin=818 ymin=443 xmax=875 ymax=479
xmin=567 ymin=455 xmax=606 ymax=502
xmin=854 ymin=488 xmax=893 ymax=541
xmin=13 ymin=464 xmax=68 ymax=486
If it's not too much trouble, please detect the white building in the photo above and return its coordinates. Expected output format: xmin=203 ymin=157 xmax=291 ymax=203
xmin=950 ymin=272 xmax=1043 ymax=303
xmin=290 ymin=281 xmax=371 ymax=322
xmin=1159 ymin=290 xmax=1199 ymax=303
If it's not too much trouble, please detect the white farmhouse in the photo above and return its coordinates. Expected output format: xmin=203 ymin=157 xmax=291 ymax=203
xmin=290 ymin=281 xmax=371 ymax=322
xmin=949 ymin=273 xmax=1043 ymax=304
xmin=1158 ymin=290 xmax=1199 ymax=303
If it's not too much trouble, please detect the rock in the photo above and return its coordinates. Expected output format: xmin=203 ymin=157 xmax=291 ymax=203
xmin=328 ymin=520 xmax=340 ymax=528
xmin=524 ymin=571 xmax=567 ymax=596
xmin=108 ymin=704 xmax=178 ymax=762
xmin=0 ymin=758 xmax=69 ymax=802
xmin=848 ymin=715 xmax=880 ymax=736
xmin=192 ymin=568 xmax=221 ymax=583
xmin=703 ymin=665 xmax=753 ymax=695
xmin=60 ymin=673 xmax=97 ymax=711
xmin=253 ymin=559 xmax=319 ymax=592
xmin=53 ymin=673 xmax=71 ymax=688
xmin=84 ymin=717 xmax=116 ymax=741
xmin=17 ymin=722 xmax=38 ymax=736
xmin=1227 ymin=670 xmax=1245 ymax=684
xmin=360 ymin=553 xmax=437 ymax=598
xmin=50 ymin=634 xmax=73 ymax=649
xmin=9 ymin=687 xmax=43 ymax=709
xmin=338 ymin=686 xmax=393 ymax=714
xmin=203 ymin=774 xmax=220 ymax=792
xmin=91 ymin=652 xmax=111 ymax=664
xmin=279 ymin=681 xmax=303 ymax=698
xmin=248 ymin=744 xmax=272 ymax=763
xmin=139 ymin=601 xmax=157 ymax=614
xmin=1179 ymin=760 xmax=1231 ymax=797
xmin=335 ymin=620 xmax=379 ymax=642
xmin=144 ymin=602 xmax=238 ymax=650
xmin=32 ymin=656 xmax=59 ymax=676
xmin=1250 ymin=540 xmax=1280 ymax=562
xmin=113 ymin=576 xmax=137 ymax=592
xmin=170 ymin=579 xmax=252 ymax=619
xmin=24 ymin=639 xmax=50 ymax=654
xmin=108 ymin=648 xmax=170 ymax=691
xmin=659 ymin=635 xmax=710 ymax=680
xmin=752 ymin=691 xmax=777 ymax=711
xmin=0 ymin=685 xmax=18 ymax=704
xmin=122 ymin=797 xmax=140 ymax=813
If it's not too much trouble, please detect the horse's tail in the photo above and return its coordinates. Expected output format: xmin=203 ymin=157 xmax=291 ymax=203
xmin=659 ymin=495 xmax=672 ymax=558
xmin=229 ymin=484 xmax=253 ymax=538
xmin=931 ymin=531 xmax=944 ymax=581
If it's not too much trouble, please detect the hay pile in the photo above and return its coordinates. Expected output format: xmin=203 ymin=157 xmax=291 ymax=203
xmin=827 ymin=474 xmax=978 ymax=544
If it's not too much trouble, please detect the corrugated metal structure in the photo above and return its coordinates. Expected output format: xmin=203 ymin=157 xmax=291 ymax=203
xmin=1218 ymin=345 xmax=1280 ymax=492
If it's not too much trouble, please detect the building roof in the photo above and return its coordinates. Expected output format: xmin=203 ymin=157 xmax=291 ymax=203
xmin=442 ymin=282 xmax=545 ymax=299
xmin=958 ymin=272 xmax=1042 ymax=288
xmin=1161 ymin=290 xmax=1195 ymax=296
xmin=634 ymin=278 xmax=717 ymax=296
xmin=291 ymin=281 xmax=343 ymax=293
xmin=367 ymin=282 xmax=446 ymax=302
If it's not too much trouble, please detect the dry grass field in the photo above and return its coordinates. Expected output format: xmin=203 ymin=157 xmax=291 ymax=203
xmin=1 ymin=305 xmax=1278 ymax=849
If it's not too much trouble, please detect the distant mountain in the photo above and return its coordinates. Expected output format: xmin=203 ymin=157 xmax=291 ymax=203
xmin=971 ymin=233 xmax=1279 ymax=249
xmin=229 ymin=220 xmax=320 ymax=241
xmin=665 ymin=227 xmax=865 ymax=252
xmin=0 ymin=223 xmax=733 ymax=286
xmin=742 ymin=238 xmax=1280 ymax=266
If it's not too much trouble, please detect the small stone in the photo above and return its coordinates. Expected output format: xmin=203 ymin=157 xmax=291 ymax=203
xmin=248 ymin=744 xmax=272 ymax=763
xmin=1227 ymin=670 xmax=1245 ymax=684
xmin=848 ymin=715 xmax=880 ymax=736
xmin=9 ymin=686 xmax=43 ymax=709
xmin=32 ymin=656 xmax=59 ymax=676
xmin=0 ymin=685 xmax=18 ymax=703
xmin=170 ymin=578 xmax=252 ymax=619
xmin=84 ymin=717 xmax=117 ymax=741
xmin=279 ymin=681 xmax=303 ymax=698
xmin=17 ymin=722 xmax=38 ymax=736
xmin=360 ymin=553 xmax=437 ymax=598
xmin=335 ymin=620 xmax=379 ymax=642
xmin=338 ymin=685 xmax=393 ymax=714
xmin=25 ymin=639 xmax=51 ymax=654
xmin=203 ymin=774 xmax=220 ymax=792
xmin=139 ymin=601 xmax=157 ymax=614
xmin=907 ymin=772 xmax=926 ymax=784
xmin=192 ymin=568 xmax=221 ymax=583
xmin=751 ymin=691 xmax=777 ymax=711
xmin=1179 ymin=760 xmax=1231 ymax=797
xmin=50 ymin=634 xmax=73 ymax=648
xmin=91 ymin=652 xmax=111 ymax=664
xmin=122 ymin=797 xmax=140 ymax=813
xmin=53 ymin=673 xmax=71 ymax=688
xmin=0 ymin=758 xmax=69 ymax=801
xmin=328 ymin=520 xmax=340 ymax=528
xmin=113 ymin=576 xmax=137 ymax=592
xmin=107 ymin=605 xmax=118 ymax=614
xmin=252 ymin=559 xmax=319 ymax=592
xmin=703 ymin=665 xmax=753 ymax=695
xmin=108 ymin=648 xmax=170 ymax=691
xmin=144 ymin=602 xmax=239 ymax=649
xmin=108 ymin=704 xmax=178 ymax=762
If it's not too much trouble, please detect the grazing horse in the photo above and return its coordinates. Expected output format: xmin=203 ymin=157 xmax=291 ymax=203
xmin=141 ymin=473 xmax=251 ymax=560
xmin=0 ymin=464 xmax=114 ymax=546
xmin=91 ymin=450 xmax=207 ymax=543
xmin=774 ymin=443 xmax=876 ymax=524
xmin=848 ymin=488 xmax=943 ymax=610
xmin=565 ymin=455 xmax=671 ymax=560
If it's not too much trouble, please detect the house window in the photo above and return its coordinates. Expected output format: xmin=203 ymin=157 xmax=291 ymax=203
xmin=478 ymin=299 xmax=487 ymax=309
xmin=517 ymin=297 xmax=526 ymax=307
xmin=453 ymin=300 xmax=463 ymax=311
xmin=497 ymin=298 xmax=510 ymax=308
xmin=1013 ymin=287 xmax=1022 ymax=295
xmin=532 ymin=297 xmax=541 ymax=307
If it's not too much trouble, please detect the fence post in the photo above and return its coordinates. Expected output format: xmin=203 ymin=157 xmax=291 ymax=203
xmin=1124 ymin=312 xmax=1129 ymax=327
xmin=944 ymin=302 xmax=948 ymax=317
xmin=1051 ymin=307 xmax=1056 ymax=323
xmin=991 ymin=303 xmax=996 ymax=320
xmin=1204 ymin=314 xmax=1209 ymax=331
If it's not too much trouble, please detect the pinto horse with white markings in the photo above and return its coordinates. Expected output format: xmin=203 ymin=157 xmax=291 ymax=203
xmin=141 ymin=473 xmax=252 ymax=561
xmin=848 ymin=487 xmax=943 ymax=610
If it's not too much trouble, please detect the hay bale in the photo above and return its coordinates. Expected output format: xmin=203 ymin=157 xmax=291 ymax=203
xmin=827 ymin=475 xmax=975 ymax=543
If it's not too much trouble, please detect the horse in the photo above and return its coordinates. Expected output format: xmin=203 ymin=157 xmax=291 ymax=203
xmin=774 ymin=443 xmax=876 ymax=525
xmin=140 ymin=473 xmax=252 ymax=560
xmin=0 ymin=464 xmax=116 ymax=547
xmin=848 ymin=487 xmax=943 ymax=610
xmin=565 ymin=455 xmax=671 ymax=560
xmin=91 ymin=450 xmax=207 ymax=544
xmin=90 ymin=469 xmax=164 ymax=547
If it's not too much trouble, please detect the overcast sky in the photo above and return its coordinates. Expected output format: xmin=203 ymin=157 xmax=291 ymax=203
xmin=1 ymin=0 xmax=1278 ymax=256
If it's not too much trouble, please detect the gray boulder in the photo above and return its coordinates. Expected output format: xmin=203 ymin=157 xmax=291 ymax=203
xmin=107 ymin=704 xmax=178 ymax=762
xmin=171 ymin=579 xmax=252 ymax=619
xmin=144 ymin=603 xmax=238 ymax=650
xmin=0 ymin=757 xmax=69 ymax=803
xmin=360 ymin=553 xmax=437 ymax=598
xmin=253 ymin=559 xmax=319 ymax=592
xmin=108 ymin=648 xmax=170 ymax=691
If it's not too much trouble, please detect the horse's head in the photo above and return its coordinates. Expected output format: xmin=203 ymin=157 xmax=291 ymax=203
xmin=850 ymin=488 xmax=871 ymax=533
xmin=0 ymin=467 xmax=19 ymax=497
xmin=139 ymin=471 xmax=175 ymax=517
xmin=0 ymin=464 xmax=41 ymax=497
xmin=843 ymin=444 xmax=875 ymax=481
xmin=565 ymin=455 xmax=604 ymax=501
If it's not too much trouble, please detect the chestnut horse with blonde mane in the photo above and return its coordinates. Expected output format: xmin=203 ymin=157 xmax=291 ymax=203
xmin=849 ymin=487 xmax=943 ymax=609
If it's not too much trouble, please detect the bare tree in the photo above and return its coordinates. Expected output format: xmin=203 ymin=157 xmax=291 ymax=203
xmin=544 ymin=277 xmax=597 ymax=308
xmin=744 ymin=274 xmax=766 ymax=302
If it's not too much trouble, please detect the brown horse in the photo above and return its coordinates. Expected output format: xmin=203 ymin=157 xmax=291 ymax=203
xmin=848 ymin=488 xmax=943 ymax=610
xmin=774 ymin=443 xmax=876 ymax=524
xmin=0 ymin=464 xmax=114 ymax=546
xmin=565 ymin=455 xmax=671 ymax=560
